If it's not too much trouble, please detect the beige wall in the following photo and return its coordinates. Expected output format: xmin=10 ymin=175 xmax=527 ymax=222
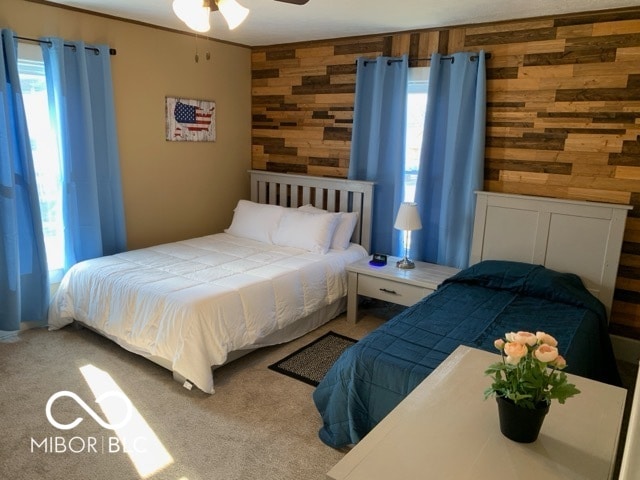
xmin=1 ymin=0 xmax=252 ymax=249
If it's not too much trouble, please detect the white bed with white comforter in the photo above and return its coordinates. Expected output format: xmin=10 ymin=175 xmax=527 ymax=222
xmin=48 ymin=171 xmax=374 ymax=394
xmin=49 ymin=233 xmax=366 ymax=393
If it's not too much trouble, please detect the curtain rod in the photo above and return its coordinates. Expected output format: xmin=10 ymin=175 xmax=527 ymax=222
xmin=14 ymin=35 xmax=116 ymax=56
xmin=362 ymin=52 xmax=491 ymax=66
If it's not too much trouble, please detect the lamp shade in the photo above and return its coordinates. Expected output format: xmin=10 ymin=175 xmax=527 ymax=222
xmin=394 ymin=202 xmax=422 ymax=231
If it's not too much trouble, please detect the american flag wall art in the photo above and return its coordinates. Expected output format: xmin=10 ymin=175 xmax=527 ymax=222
xmin=165 ymin=97 xmax=216 ymax=142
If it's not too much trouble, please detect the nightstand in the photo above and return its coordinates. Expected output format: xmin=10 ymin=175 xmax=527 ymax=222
xmin=346 ymin=255 xmax=460 ymax=323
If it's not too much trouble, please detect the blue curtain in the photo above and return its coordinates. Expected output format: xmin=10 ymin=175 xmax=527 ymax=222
xmin=41 ymin=38 xmax=127 ymax=270
xmin=0 ymin=30 xmax=50 ymax=331
xmin=348 ymin=55 xmax=408 ymax=255
xmin=413 ymin=51 xmax=486 ymax=269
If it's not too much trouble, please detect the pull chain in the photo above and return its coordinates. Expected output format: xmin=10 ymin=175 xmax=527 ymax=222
xmin=194 ymin=34 xmax=211 ymax=63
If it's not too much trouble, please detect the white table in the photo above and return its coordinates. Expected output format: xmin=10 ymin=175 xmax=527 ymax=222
xmin=346 ymin=256 xmax=459 ymax=323
xmin=328 ymin=346 xmax=627 ymax=480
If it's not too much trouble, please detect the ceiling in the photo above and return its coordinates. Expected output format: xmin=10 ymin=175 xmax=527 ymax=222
xmin=45 ymin=0 xmax=640 ymax=47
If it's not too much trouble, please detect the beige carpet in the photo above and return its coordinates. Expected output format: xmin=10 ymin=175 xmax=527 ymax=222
xmin=0 ymin=313 xmax=384 ymax=480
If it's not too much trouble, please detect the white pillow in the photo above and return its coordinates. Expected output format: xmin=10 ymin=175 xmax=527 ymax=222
xmin=298 ymin=204 xmax=359 ymax=250
xmin=272 ymin=209 xmax=340 ymax=254
xmin=225 ymin=200 xmax=285 ymax=244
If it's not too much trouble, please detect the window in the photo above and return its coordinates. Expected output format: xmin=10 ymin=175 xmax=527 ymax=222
xmin=404 ymin=67 xmax=429 ymax=202
xmin=17 ymin=43 xmax=65 ymax=281
xmin=400 ymin=67 xmax=429 ymax=253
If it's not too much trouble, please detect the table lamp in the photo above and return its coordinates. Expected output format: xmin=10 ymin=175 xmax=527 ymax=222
xmin=394 ymin=202 xmax=422 ymax=269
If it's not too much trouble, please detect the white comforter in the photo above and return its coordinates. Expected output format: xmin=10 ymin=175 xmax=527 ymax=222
xmin=49 ymin=233 xmax=367 ymax=393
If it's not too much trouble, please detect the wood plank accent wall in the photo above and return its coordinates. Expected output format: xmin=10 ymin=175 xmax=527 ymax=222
xmin=251 ymin=7 xmax=640 ymax=339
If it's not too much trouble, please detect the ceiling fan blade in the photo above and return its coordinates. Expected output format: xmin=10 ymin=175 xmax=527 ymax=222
xmin=274 ymin=0 xmax=310 ymax=4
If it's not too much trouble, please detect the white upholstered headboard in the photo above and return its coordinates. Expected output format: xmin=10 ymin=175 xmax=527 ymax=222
xmin=470 ymin=191 xmax=631 ymax=319
xmin=249 ymin=170 xmax=375 ymax=253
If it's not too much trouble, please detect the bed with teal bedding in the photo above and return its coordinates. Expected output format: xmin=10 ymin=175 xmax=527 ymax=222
xmin=312 ymin=260 xmax=621 ymax=448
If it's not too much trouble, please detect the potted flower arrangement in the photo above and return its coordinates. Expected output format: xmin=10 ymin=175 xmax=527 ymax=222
xmin=484 ymin=331 xmax=581 ymax=442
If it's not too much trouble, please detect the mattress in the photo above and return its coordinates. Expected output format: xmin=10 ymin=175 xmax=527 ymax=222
xmin=312 ymin=260 xmax=621 ymax=448
xmin=49 ymin=233 xmax=367 ymax=393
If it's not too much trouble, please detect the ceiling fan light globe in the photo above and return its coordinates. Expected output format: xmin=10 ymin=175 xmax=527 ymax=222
xmin=216 ymin=0 xmax=249 ymax=30
xmin=172 ymin=0 xmax=211 ymax=32
xmin=185 ymin=15 xmax=211 ymax=32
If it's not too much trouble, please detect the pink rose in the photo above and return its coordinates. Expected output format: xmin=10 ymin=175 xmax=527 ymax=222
xmin=505 ymin=332 xmax=517 ymax=342
xmin=534 ymin=344 xmax=559 ymax=363
xmin=505 ymin=355 xmax=521 ymax=365
xmin=513 ymin=331 xmax=537 ymax=346
xmin=494 ymin=339 xmax=505 ymax=351
xmin=536 ymin=331 xmax=558 ymax=347
xmin=504 ymin=341 xmax=527 ymax=364
xmin=552 ymin=355 xmax=567 ymax=369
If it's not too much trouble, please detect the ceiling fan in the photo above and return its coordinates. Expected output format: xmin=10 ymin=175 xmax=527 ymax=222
xmin=173 ymin=0 xmax=310 ymax=33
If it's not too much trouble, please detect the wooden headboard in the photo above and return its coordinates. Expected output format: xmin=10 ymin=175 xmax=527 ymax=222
xmin=249 ymin=170 xmax=375 ymax=253
xmin=470 ymin=191 xmax=631 ymax=319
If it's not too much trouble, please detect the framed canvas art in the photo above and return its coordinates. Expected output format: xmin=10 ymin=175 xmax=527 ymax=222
xmin=165 ymin=96 xmax=216 ymax=142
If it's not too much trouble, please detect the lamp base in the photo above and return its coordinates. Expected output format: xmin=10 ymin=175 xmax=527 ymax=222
xmin=396 ymin=257 xmax=415 ymax=269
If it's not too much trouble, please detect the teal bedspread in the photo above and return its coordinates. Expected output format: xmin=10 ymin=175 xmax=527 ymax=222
xmin=312 ymin=260 xmax=620 ymax=448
